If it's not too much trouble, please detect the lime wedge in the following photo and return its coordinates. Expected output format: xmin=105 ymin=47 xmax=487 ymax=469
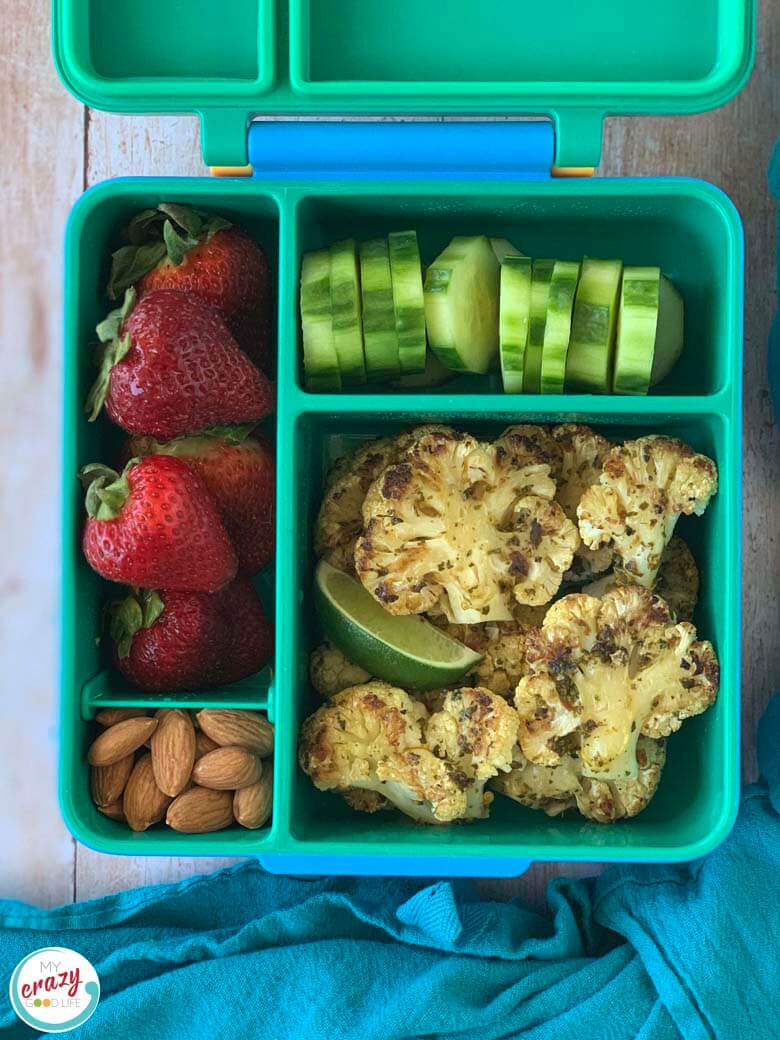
xmin=314 ymin=560 xmax=483 ymax=691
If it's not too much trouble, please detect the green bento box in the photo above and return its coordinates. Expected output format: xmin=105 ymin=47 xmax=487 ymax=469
xmin=54 ymin=0 xmax=751 ymax=873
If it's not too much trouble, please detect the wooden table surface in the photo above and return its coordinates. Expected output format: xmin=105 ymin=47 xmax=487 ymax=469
xmin=1 ymin=0 xmax=777 ymax=910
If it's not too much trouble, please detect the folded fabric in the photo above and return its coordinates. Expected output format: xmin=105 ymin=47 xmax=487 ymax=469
xmin=2 ymin=698 xmax=779 ymax=1040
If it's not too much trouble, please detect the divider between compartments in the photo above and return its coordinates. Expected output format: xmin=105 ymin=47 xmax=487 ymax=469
xmin=80 ymin=671 xmax=273 ymax=720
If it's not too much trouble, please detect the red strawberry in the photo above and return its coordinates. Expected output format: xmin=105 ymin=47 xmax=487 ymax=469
xmin=127 ymin=428 xmax=275 ymax=574
xmin=86 ymin=288 xmax=274 ymax=440
xmin=109 ymin=579 xmax=273 ymax=692
xmin=107 ymin=204 xmax=273 ymax=369
xmin=80 ymin=455 xmax=237 ymax=592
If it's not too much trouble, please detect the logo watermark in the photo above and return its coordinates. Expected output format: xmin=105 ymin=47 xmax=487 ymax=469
xmin=8 ymin=947 xmax=100 ymax=1033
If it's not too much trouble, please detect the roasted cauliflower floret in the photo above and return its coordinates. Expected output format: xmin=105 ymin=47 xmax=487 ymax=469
xmin=426 ymin=687 xmax=519 ymax=779
xmin=583 ymin=537 xmax=700 ymax=622
xmin=309 ymin=642 xmax=373 ymax=698
xmin=550 ymin=424 xmax=614 ymax=581
xmin=315 ymin=438 xmax=398 ymax=573
xmin=514 ymin=586 xmax=718 ymax=780
xmin=577 ymin=436 xmax=717 ymax=588
xmin=493 ymin=736 xmax=666 ymax=822
xmin=441 ymin=621 xmax=531 ymax=698
xmin=355 ymin=428 xmax=578 ymax=623
xmin=341 ymin=788 xmax=389 ymax=813
xmin=298 ymin=681 xmax=489 ymax=823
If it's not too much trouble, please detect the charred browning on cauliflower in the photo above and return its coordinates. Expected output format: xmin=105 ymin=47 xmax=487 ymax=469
xmin=583 ymin=537 xmax=700 ymax=622
xmin=355 ymin=428 xmax=578 ymax=623
xmin=314 ymin=427 xmax=458 ymax=574
xmin=309 ymin=643 xmax=373 ymax=698
xmin=550 ymin=424 xmax=614 ymax=581
xmin=441 ymin=621 xmax=531 ymax=698
xmin=492 ymin=736 xmax=666 ymax=822
xmin=426 ymin=687 xmax=519 ymax=780
xmin=341 ymin=789 xmax=390 ymax=813
xmin=514 ymin=586 xmax=718 ymax=780
xmin=577 ymin=436 xmax=717 ymax=588
xmin=298 ymin=681 xmax=502 ymax=823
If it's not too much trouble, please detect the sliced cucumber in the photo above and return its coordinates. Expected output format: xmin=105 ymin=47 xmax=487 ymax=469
xmin=491 ymin=237 xmax=526 ymax=263
xmin=565 ymin=257 xmax=624 ymax=394
xmin=329 ymin=239 xmax=366 ymax=386
xmin=360 ymin=238 xmax=400 ymax=382
xmin=612 ymin=269 xmax=684 ymax=394
xmin=499 ymin=256 xmax=532 ymax=394
xmin=523 ymin=259 xmax=555 ymax=393
xmin=423 ymin=235 xmax=500 ymax=374
xmin=388 ymin=230 xmax=427 ymax=375
xmin=393 ymin=350 xmax=455 ymax=388
xmin=301 ymin=250 xmax=341 ymax=392
xmin=540 ymin=260 xmax=581 ymax=393
xmin=651 ymin=276 xmax=684 ymax=386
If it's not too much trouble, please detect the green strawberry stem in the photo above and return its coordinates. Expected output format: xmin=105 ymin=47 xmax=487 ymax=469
xmin=86 ymin=288 xmax=137 ymax=421
xmin=79 ymin=459 xmax=139 ymax=520
xmin=109 ymin=589 xmax=165 ymax=658
xmin=107 ymin=203 xmax=233 ymax=299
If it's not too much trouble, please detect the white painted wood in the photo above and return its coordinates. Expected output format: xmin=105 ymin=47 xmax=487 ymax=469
xmin=1 ymin=0 xmax=777 ymax=907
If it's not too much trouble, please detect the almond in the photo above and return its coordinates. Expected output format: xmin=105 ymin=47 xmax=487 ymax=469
xmin=195 ymin=710 xmax=274 ymax=757
xmin=98 ymin=800 xmax=126 ymax=822
xmin=194 ymin=731 xmax=219 ymax=759
xmin=90 ymin=753 xmax=134 ymax=806
xmin=123 ymin=753 xmax=172 ymax=832
xmin=166 ymin=786 xmax=234 ymax=833
xmin=233 ymin=760 xmax=273 ymax=829
xmin=192 ymin=746 xmax=262 ymax=790
xmin=95 ymin=707 xmax=150 ymax=727
xmin=151 ymin=709 xmax=196 ymax=797
xmin=88 ymin=717 xmax=158 ymax=766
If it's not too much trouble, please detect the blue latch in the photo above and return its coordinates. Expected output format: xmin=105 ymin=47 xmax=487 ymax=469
xmin=260 ymin=854 xmax=532 ymax=879
xmin=246 ymin=120 xmax=555 ymax=181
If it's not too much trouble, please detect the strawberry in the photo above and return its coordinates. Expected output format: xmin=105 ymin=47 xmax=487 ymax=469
xmin=127 ymin=427 xmax=275 ymax=575
xmin=107 ymin=204 xmax=273 ymax=370
xmin=109 ymin=579 xmax=273 ymax=692
xmin=86 ymin=288 xmax=274 ymax=440
xmin=80 ymin=455 xmax=237 ymax=592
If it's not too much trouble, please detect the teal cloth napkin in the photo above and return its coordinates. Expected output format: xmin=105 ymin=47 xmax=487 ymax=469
xmin=2 ymin=697 xmax=779 ymax=1040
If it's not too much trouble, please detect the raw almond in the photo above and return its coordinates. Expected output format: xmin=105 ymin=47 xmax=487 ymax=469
xmin=90 ymin=753 xmax=134 ymax=807
xmin=192 ymin=746 xmax=262 ymax=790
xmin=233 ymin=761 xmax=273 ymax=829
xmin=95 ymin=707 xmax=150 ymax=727
xmin=98 ymin=800 xmax=126 ymax=822
xmin=194 ymin=731 xmax=219 ymax=759
xmin=123 ymin=753 xmax=172 ymax=832
xmin=196 ymin=710 xmax=274 ymax=757
xmin=166 ymin=786 xmax=234 ymax=833
xmin=88 ymin=717 xmax=158 ymax=766
xmin=151 ymin=709 xmax=196 ymax=797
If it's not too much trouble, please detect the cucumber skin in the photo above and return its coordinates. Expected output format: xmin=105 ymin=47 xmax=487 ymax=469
xmin=540 ymin=261 xmax=580 ymax=394
xmin=330 ymin=240 xmax=366 ymax=386
xmin=613 ymin=266 xmax=661 ymax=396
xmin=301 ymin=250 xmax=341 ymax=392
xmin=500 ymin=256 xmax=532 ymax=394
xmin=565 ymin=258 xmax=623 ymax=394
xmin=360 ymin=238 xmax=400 ymax=382
xmin=523 ymin=260 xmax=555 ymax=393
xmin=388 ymin=230 xmax=427 ymax=375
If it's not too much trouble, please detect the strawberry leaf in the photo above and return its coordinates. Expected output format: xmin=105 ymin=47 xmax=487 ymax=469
xmin=79 ymin=462 xmax=132 ymax=520
xmin=158 ymin=203 xmax=203 ymax=239
xmin=126 ymin=209 xmax=166 ymax=246
xmin=203 ymin=214 xmax=232 ymax=241
xmin=108 ymin=241 xmax=167 ymax=300
xmin=87 ymin=290 xmax=137 ymax=420
xmin=163 ymin=219 xmax=199 ymax=267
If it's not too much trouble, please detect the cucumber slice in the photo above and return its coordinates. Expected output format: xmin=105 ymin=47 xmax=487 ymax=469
xmin=523 ymin=259 xmax=555 ymax=393
xmin=329 ymin=239 xmax=366 ymax=386
xmin=499 ymin=256 xmax=532 ymax=394
xmin=388 ymin=230 xmax=427 ymax=374
xmin=565 ymin=257 xmax=624 ymax=394
xmin=540 ymin=260 xmax=581 ymax=393
xmin=423 ymin=235 xmax=500 ymax=374
xmin=360 ymin=238 xmax=400 ymax=382
xmin=393 ymin=350 xmax=455 ymax=388
xmin=612 ymin=269 xmax=684 ymax=394
xmin=300 ymin=250 xmax=341 ymax=392
xmin=491 ymin=238 xmax=526 ymax=263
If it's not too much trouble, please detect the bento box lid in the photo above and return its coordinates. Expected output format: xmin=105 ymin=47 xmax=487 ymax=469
xmin=52 ymin=1 xmax=756 ymax=172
